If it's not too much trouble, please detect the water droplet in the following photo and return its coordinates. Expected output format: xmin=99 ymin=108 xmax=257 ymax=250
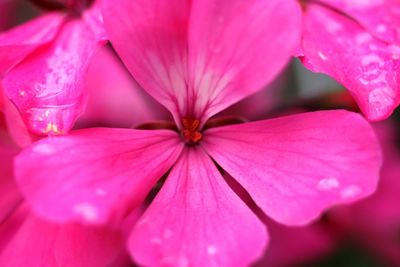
xmin=361 ymin=54 xmax=382 ymax=66
xmin=376 ymin=24 xmax=387 ymax=33
xmin=340 ymin=185 xmax=362 ymax=199
xmin=73 ymin=202 xmax=98 ymax=222
xmin=32 ymin=143 xmax=54 ymax=155
xmin=318 ymin=51 xmax=327 ymax=61
xmin=19 ymin=90 xmax=26 ymax=96
xmin=317 ymin=177 xmax=340 ymax=190
xmin=160 ymin=256 xmax=189 ymax=267
xmin=207 ymin=245 xmax=218 ymax=256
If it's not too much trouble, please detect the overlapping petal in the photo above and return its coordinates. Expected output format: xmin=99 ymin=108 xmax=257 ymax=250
xmin=317 ymin=0 xmax=400 ymax=43
xmin=3 ymin=19 xmax=103 ymax=135
xmin=103 ymin=0 xmax=301 ymax=125
xmin=0 ymin=13 xmax=64 ymax=75
xmin=300 ymin=4 xmax=400 ymax=121
xmin=15 ymin=128 xmax=183 ymax=225
xmin=203 ymin=110 xmax=382 ymax=225
xmin=129 ymin=148 xmax=267 ymax=267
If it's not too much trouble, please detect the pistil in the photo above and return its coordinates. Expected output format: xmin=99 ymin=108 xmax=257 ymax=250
xmin=181 ymin=118 xmax=202 ymax=145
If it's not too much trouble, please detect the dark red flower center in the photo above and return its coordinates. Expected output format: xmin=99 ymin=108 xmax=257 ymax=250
xmin=181 ymin=118 xmax=202 ymax=145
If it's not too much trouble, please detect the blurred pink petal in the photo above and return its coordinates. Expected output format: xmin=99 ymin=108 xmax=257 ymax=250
xmin=77 ymin=46 xmax=168 ymax=128
xmin=0 ymin=0 xmax=17 ymax=31
xmin=331 ymin=121 xmax=400 ymax=265
xmin=103 ymin=0 xmax=301 ymax=124
xmin=0 ymin=117 xmax=21 ymax=224
xmin=0 ymin=13 xmax=64 ymax=74
xmin=203 ymin=110 xmax=382 ymax=225
xmin=15 ymin=128 xmax=183 ymax=225
xmin=300 ymin=2 xmax=400 ymax=121
xmin=129 ymin=148 xmax=267 ymax=267
xmin=0 ymin=204 xmax=126 ymax=267
xmin=254 ymin=219 xmax=333 ymax=267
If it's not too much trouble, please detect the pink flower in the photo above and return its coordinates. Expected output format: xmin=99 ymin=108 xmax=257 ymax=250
xmin=0 ymin=0 xmax=107 ymax=136
xmin=298 ymin=0 xmax=400 ymax=121
xmin=15 ymin=0 xmax=382 ymax=266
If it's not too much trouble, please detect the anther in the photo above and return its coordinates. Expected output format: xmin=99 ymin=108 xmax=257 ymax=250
xmin=182 ymin=118 xmax=202 ymax=144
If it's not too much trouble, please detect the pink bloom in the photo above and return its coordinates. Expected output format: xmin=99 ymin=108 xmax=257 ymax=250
xmin=298 ymin=0 xmax=400 ymax=121
xmin=15 ymin=0 xmax=381 ymax=266
xmin=0 ymin=0 xmax=107 ymax=136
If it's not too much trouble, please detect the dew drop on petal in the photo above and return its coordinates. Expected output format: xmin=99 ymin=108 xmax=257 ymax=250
xmin=160 ymin=255 xmax=189 ymax=267
xmin=32 ymin=143 xmax=55 ymax=155
xmin=317 ymin=177 xmax=340 ymax=190
xmin=207 ymin=245 xmax=218 ymax=256
xmin=318 ymin=51 xmax=327 ymax=61
xmin=73 ymin=202 xmax=98 ymax=222
xmin=340 ymin=185 xmax=362 ymax=199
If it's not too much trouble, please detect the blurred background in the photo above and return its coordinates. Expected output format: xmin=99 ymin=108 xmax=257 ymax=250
xmin=1 ymin=1 xmax=399 ymax=266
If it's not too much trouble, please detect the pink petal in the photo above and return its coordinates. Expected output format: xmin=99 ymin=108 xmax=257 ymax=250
xmin=129 ymin=148 xmax=267 ymax=267
xmin=2 ymin=19 xmax=102 ymax=135
xmin=15 ymin=128 xmax=183 ymax=225
xmin=300 ymin=4 xmax=400 ymax=121
xmin=317 ymin=0 xmax=400 ymax=43
xmin=103 ymin=0 xmax=301 ymax=124
xmin=1 ymin=92 xmax=35 ymax=147
xmin=0 ymin=205 xmax=126 ymax=267
xmin=203 ymin=110 xmax=382 ymax=225
xmin=0 ymin=13 xmax=64 ymax=74
xmin=0 ymin=125 xmax=21 ymax=224
xmin=77 ymin=46 xmax=168 ymax=128
xmin=187 ymin=0 xmax=301 ymax=121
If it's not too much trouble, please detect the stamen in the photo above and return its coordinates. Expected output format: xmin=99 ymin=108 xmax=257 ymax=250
xmin=181 ymin=118 xmax=202 ymax=144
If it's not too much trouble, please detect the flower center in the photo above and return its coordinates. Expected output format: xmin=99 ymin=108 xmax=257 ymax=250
xmin=181 ymin=118 xmax=202 ymax=145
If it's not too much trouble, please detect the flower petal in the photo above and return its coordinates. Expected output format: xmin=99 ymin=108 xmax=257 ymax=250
xmin=2 ymin=19 xmax=102 ymax=135
xmin=0 ymin=205 xmax=125 ymax=267
xmin=15 ymin=128 xmax=183 ymax=225
xmin=129 ymin=148 xmax=267 ymax=267
xmin=187 ymin=0 xmax=301 ymax=121
xmin=300 ymin=4 xmax=400 ymax=121
xmin=77 ymin=47 xmax=167 ymax=128
xmin=203 ymin=110 xmax=382 ymax=225
xmin=0 ymin=13 xmax=64 ymax=74
xmin=0 ymin=127 xmax=21 ymax=224
xmin=317 ymin=0 xmax=400 ymax=43
xmin=103 ymin=0 xmax=301 ymax=124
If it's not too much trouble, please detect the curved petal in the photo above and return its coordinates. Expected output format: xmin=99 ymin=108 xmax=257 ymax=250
xmin=0 ymin=125 xmax=21 ymax=224
xmin=0 ymin=205 xmax=125 ymax=267
xmin=3 ymin=19 xmax=102 ymax=136
xmin=129 ymin=148 xmax=267 ymax=267
xmin=300 ymin=4 xmax=400 ymax=121
xmin=317 ymin=0 xmax=400 ymax=44
xmin=15 ymin=128 xmax=183 ymax=225
xmin=77 ymin=46 xmax=167 ymax=128
xmin=187 ymin=0 xmax=301 ymax=121
xmin=103 ymin=0 xmax=301 ymax=125
xmin=203 ymin=110 xmax=382 ymax=225
xmin=0 ymin=13 xmax=64 ymax=75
